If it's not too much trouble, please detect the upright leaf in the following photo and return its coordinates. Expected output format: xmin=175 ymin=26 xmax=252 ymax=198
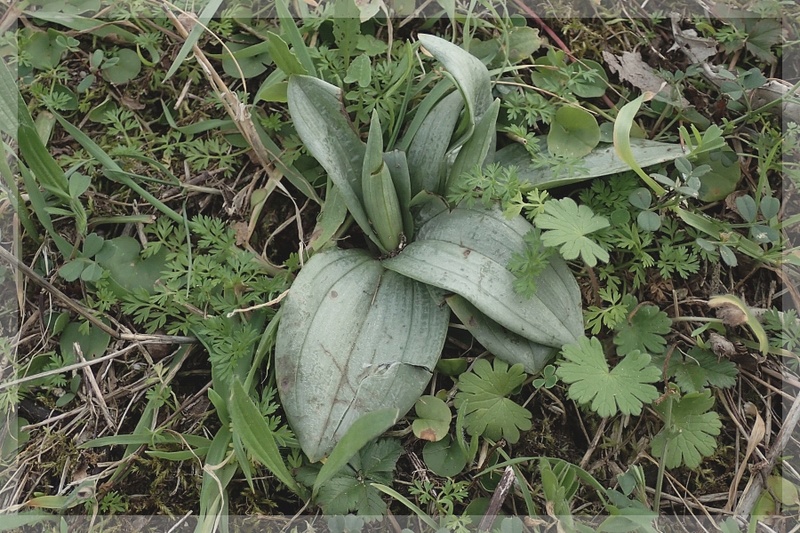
xmin=276 ymin=249 xmax=449 ymax=462
xmin=287 ymin=75 xmax=381 ymax=249
xmin=614 ymin=93 xmax=667 ymax=195
xmin=446 ymin=98 xmax=500 ymax=195
xmin=406 ymin=90 xmax=464 ymax=195
xmin=418 ymin=34 xmax=492 ymax=149
xmin=313 ymin=408 xmax=399 ymax=498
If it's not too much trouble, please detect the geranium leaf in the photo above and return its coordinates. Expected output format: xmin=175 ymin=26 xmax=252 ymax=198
xmin=613 ymin=303 xmax=672 ymax=356
xmin=535 ymin=198 xmax=610 ymax=267
xmin=556 ymin=337 xmax=661 ymax=417
xmin=454 ymin=359 xmax=532 ymax=443
xmin=651 ymin=391 xmax=721 ymax=468
xmin=665 ymin=347 xmax=738 ymax=393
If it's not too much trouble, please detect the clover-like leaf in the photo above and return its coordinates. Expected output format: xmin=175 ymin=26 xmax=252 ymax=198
xmin=666 ymin=347 xmax=738 ymax=393
xmin=535 ymin=198 xmax=609 ymax=267
xmin=556 ymin=336 xmax=661 ymax=417
xmin=614 ymin=302 xmax=671 ymax=356
xmin=412 ymin=395 xmax=451 ymax=442
xmin=651 ymin=390 xmax=721 ymax=469
xmin=454 ymin=359 xmax=532 ymax=443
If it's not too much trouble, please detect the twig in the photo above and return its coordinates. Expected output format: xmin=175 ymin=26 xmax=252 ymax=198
xmin=0 ymin=344 xmax=139 ymax=392
xmin=579 ymin=418 xmax=607 ymax=469
xmin=75 ymin=344 xmax=116 ymax=431
xmin=478 ymin=466 xmax=516 ymax=532
xmin=735 ymin=391 xmax=800 ymax=517
xmin=0 ymin=245 xmax=118 ymax=339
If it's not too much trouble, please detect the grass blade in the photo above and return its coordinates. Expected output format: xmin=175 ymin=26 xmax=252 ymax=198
xmin=312 ymin=408 xmax=399 ymax=498
xmin=164 ymin=0 xmax=225 ymax=82
xmin=229 ymin=380 xmax=306 ymax=498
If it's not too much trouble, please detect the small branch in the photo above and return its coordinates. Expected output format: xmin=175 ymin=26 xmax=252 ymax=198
xmin=734 ymin=392 xmax=800 ymax=518
xmin=478 ymin=466 xmax=516 ymax=532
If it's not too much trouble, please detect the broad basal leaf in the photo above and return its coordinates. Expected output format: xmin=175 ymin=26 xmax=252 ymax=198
xmin=535 ymin=198 xmax=610 ymax=267
xmin=651 ymin=390 xmax=721 ymax=468
xmin=454 ymin=359 xmax=532 ymax=443
xmin=446 ymin=294 xmax=555 ymax=375
xmin=613 ymin=302 xmax=671 ymax=356
xmin=556 ymin=336 xmax=661 ymax=417
xmin=275 ymin=248 xmax=449 ymax=462
xmin=413 ymin=395 xmax=451 ymax=442
xmin=383 ymin=204 xmax=583 ymax=349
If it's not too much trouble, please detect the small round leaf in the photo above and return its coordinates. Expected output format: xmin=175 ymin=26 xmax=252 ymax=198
xmin=547 ymin=106 xmax=600 ymax=158
xmin=637 ymin=210 xmax=662 ymax=232
xmin=628 ymin=188 xmax=652 ymax=210
xmin=412 ymin=395 xmax=451 ymax=442
xmin=102 ymin=48 xmax=142 ymax=85
xmin=422 ymin=436 xmax=467 ymax=477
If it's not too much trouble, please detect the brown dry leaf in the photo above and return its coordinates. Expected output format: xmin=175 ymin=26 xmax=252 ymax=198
xmin=708 ymin=299 xmax=748 ymax=327
xmin=602 ymin=51 xmax=689 ymax=108
xmin=709 ymin=331 xmax=737 ymax=358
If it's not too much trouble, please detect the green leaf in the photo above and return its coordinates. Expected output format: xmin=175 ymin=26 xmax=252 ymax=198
xmin=266 ymin=31 xmax=308 ymax=76
xmin=547 ymin=106 xmax=600 ymax=158
xmin=406 ymin=90 xmax=463 ymax=195
xmin=535 ymin=198 xmax=609 ymax=267
xmin=275 ymin=0 xmax=316 ymax=76
xmin=101 ymin=48 xmax=141 ymax=85
xmin=694 ymin=146 xmax=741 ymax=202
xmin=556 ymin=337 xmax=661 ymax=417
xmin=613 ymin=302 xmax=671 ymax=356
xmin=344 ymin=53 xmax=372 ymax=87
xmin=309 ymin=183 xmax=348 ymax=251
xmin=614 ymin=94 xmax=666 ymax=195
xmin=496 ymin=139 xmax=685 ymax=190
xmin=666 ymin=347 xmax=738 ymax=393
xmin=454 ymin=359 xmax=532 ymax=443
xmin=229 ymin=380 xmax=306 ymax=497
xmin=412 ymin=395 xmax=451 ymax=442
xmin=735 ymin=195 xmax=757 ymax=223
xmin=651 ymin=390 xmax=721 ymax=468
xmin=760 ymin=195 xmax=780 ymax=220
xmin=276 ymin=249 xmax=449 ymax=462
xmin=447 ymin=98 xmax=501 ymax=194
xmin=446 ymin=294 xmax=555 ymax=375
xmin=384 ymin=204 xmax=583 ymax=348
xmin=418 ymin=34 xmax=493 ymax=149
xmin=301 ymin=439 xmax=402 ymax=516
xmin=423 ymin=435 xmax=467 ymax=477
xmin=58 ymin=259 xmax=87 ymax=282
xmin=287 ymin=75 xmax=381 ymax=249
xmin=637 ymin=210 xmax=661 ymax=232
xmin=164 ymin=0 xmax=224 ymax=81
xmin=59 ymin=320 xmax=111 ymax=363
xmin=314 ymin=408 xmax=400 ymax=498
xmin=94 ymin=236 xmax=167 ymax=297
